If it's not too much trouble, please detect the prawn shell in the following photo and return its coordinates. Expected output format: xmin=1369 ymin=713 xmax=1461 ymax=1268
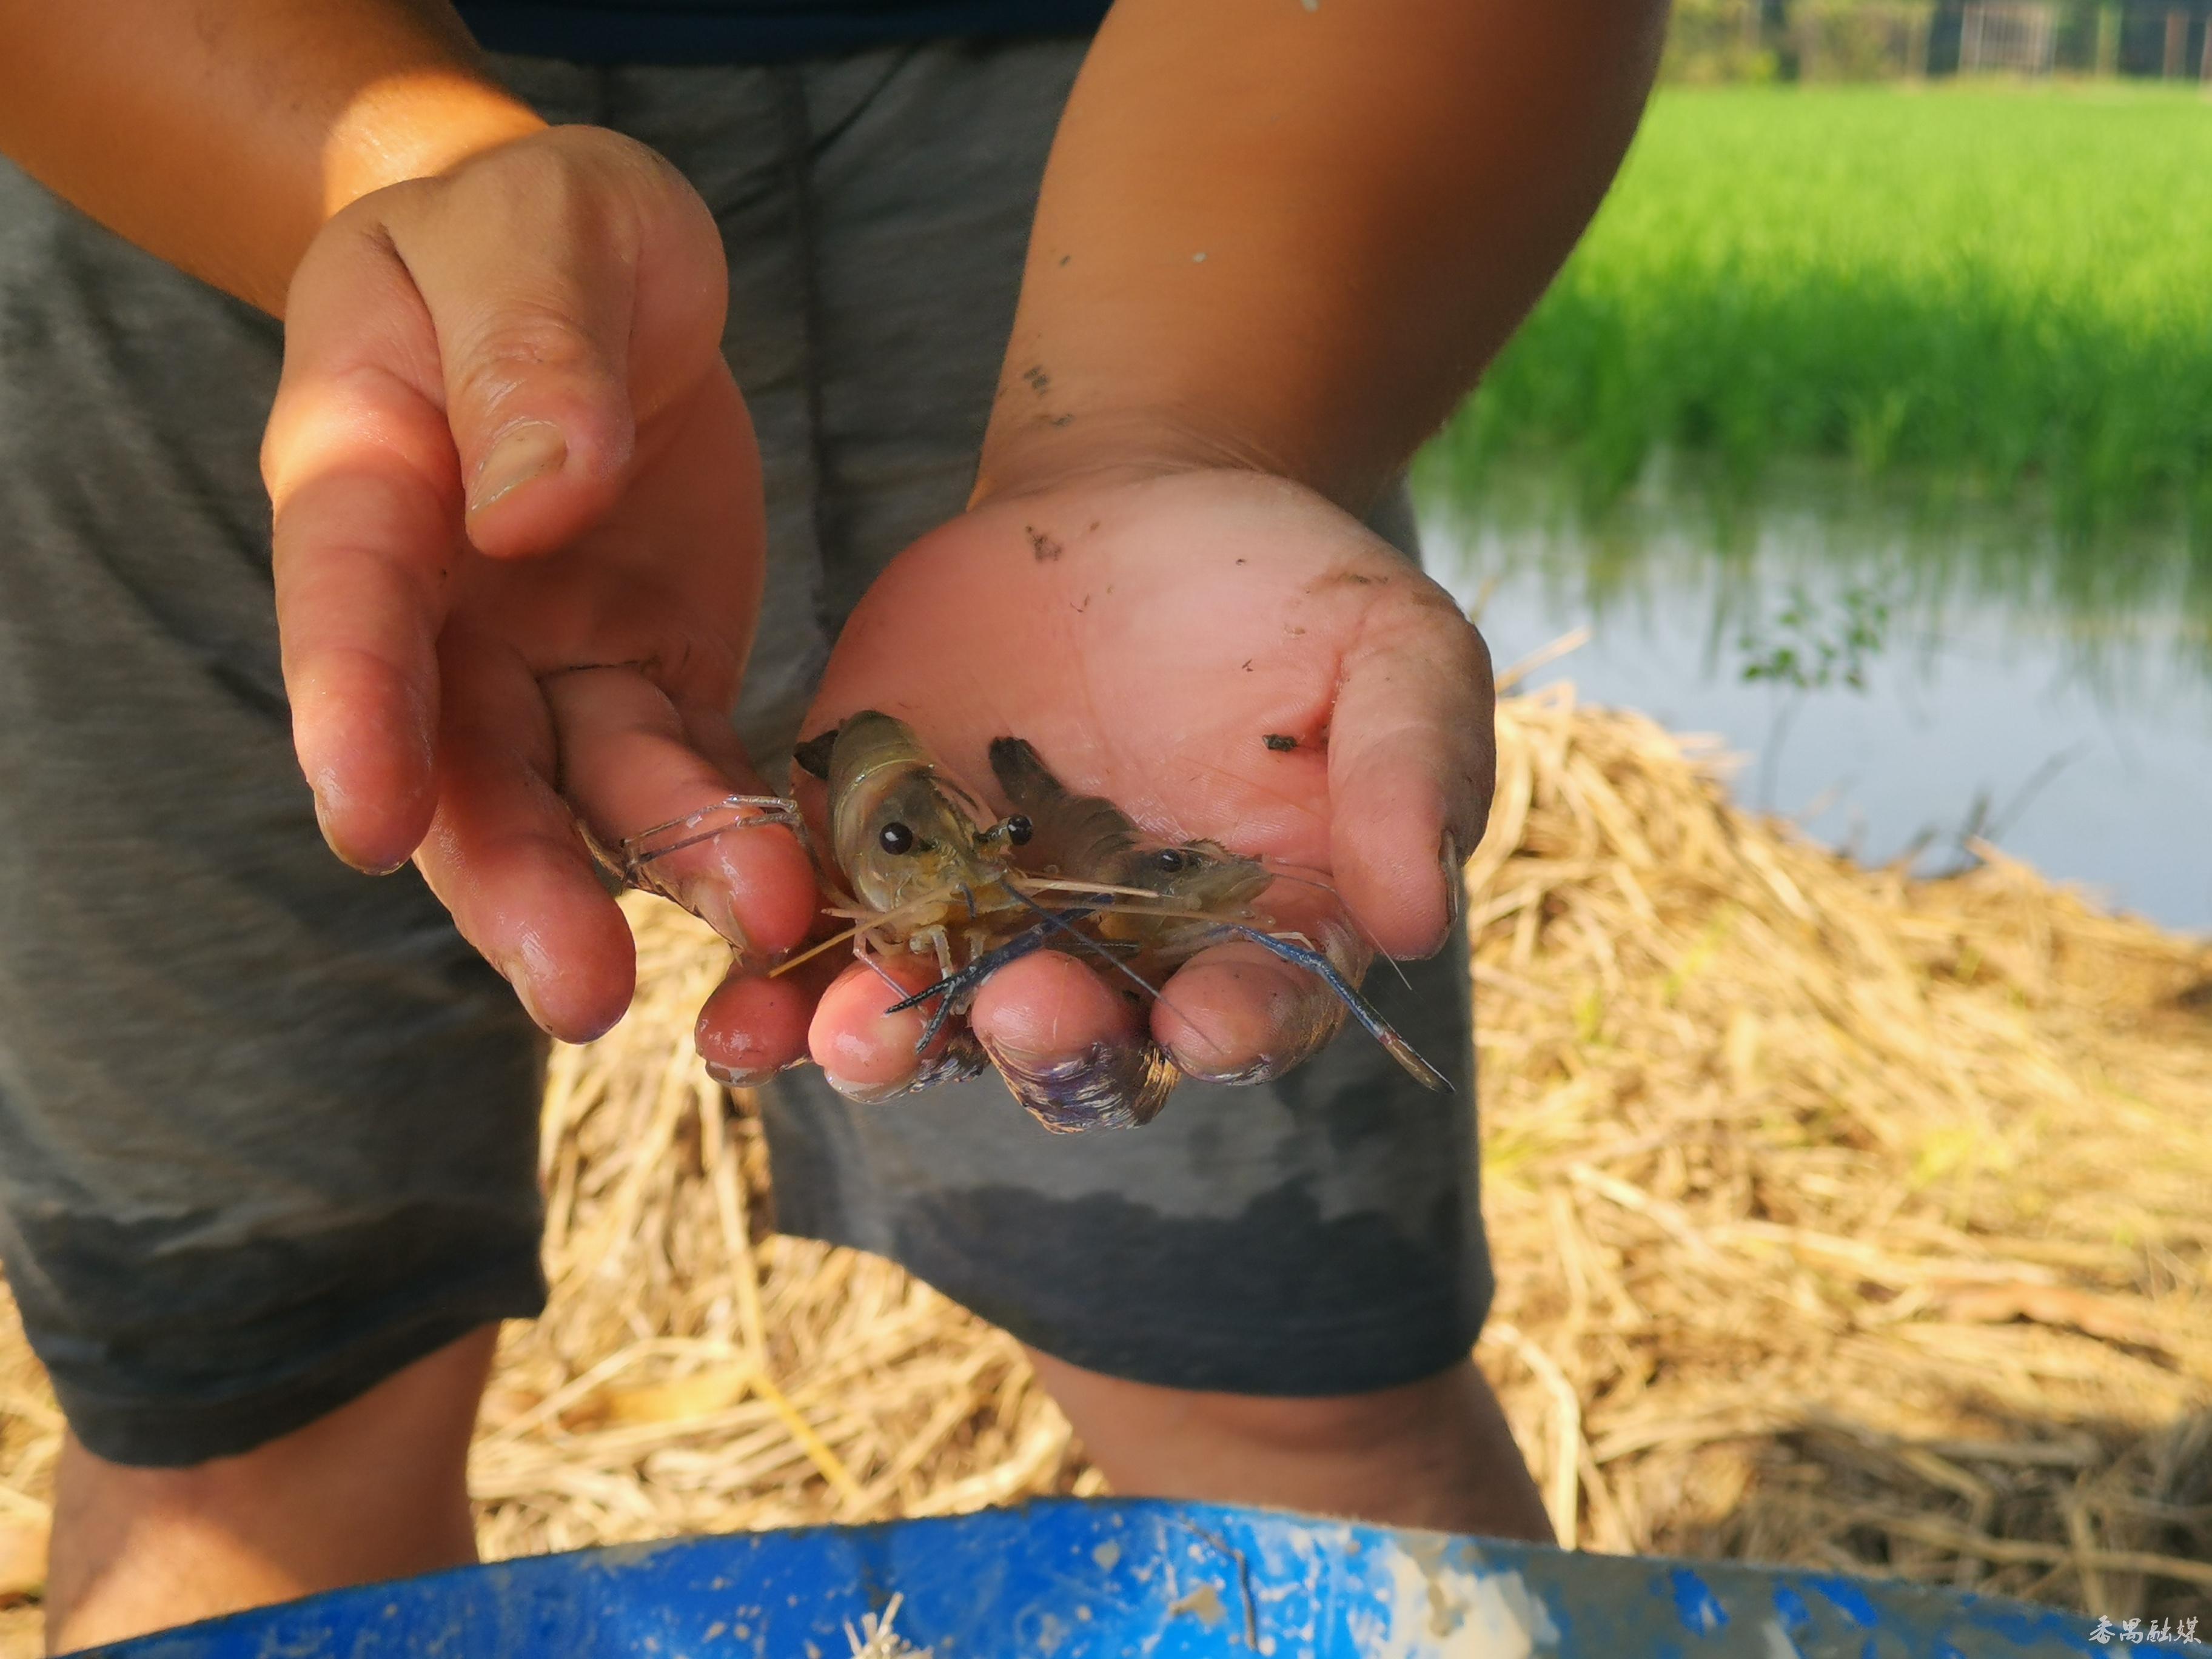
xmin=827 ymin=711 xmax=1010 ymax=914
xmin=989 ymin=736 xmax=1139 ymax=878
xmin=988 ymin=733 xmax=1273 ymax=971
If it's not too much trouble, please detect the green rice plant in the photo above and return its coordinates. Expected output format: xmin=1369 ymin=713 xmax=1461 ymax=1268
xmin=1426 ymin=85 xmax=2212 ymax=555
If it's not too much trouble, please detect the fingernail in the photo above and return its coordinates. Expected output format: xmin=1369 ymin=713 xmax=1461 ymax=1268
xmin=1181 ymin=988 xmax=1342 ymax=1087
xmin=1440 ymin=830 xmax=1465 ymax=928
xmin=677 ymin=879 xmax=759 ymax=965
xmin=310 ymin=780 xmax=403 ymax=876
xmin=495 ymin=936 xmax=605 ymax=1041
xmin=705 ymin=1057 xmax=796 ymax=1090
xmin=982 ymin=1037 xmax=1178 ymax=1133
xmin=500 ymin=962 xmax=552 ymax=1033
xmin=468 ymin=420 xmax=567 ymax=514
xmin=824 ymin=1033 xmax=985 ymax=1104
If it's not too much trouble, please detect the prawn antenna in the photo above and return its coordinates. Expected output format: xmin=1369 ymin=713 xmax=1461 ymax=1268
xmin=1256 ymin=859 xmax=1415 ymax=993
xmin=1006 ymin=885 xmax=1170 ymax=1006
xmin=1208 ymin=923 xmax=1452 ymax=1093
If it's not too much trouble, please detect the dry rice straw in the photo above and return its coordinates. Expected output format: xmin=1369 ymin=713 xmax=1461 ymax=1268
xmin=0 ymin=684 xmax=2204 ymax=1649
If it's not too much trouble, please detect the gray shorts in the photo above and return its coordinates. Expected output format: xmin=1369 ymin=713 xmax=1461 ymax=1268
xmin=0 ymin=40 xmax=1491 ymax=1467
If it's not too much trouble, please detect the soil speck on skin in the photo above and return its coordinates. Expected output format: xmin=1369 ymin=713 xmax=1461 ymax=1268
xmin=1025 ymin=526 xmax=1064 ymax=561
xmin=1022 ymin=364 xmax=1051 ymax=395
xmin=1058 ymin=253 xmax=1071 ymax=266
xmin=1263 ymin=733 xmax=1299 ymax=752
xmin=1235 ymin=557 xmax=1247 ymax=566
xmin=1241 ymin=660 xmax=1253 ymax=672
xmin=1049 ymin=414 xmax=1074 ymax=427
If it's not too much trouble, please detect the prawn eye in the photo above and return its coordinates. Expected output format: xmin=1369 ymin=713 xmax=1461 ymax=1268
xmin=878 ymin=822 xmax=917 ymax=855
xmin=1005 ymin=815 xmax=1033 ymax=847
xmin=1154 ymin=848 xmax=1188 ymax=874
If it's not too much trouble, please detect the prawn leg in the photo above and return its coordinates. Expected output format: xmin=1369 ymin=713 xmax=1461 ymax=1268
xmin=902 ymin=929 xmax=1020 ymax=1057
xmin=616 ymin=794 xmax=806 ymax=883
xmin=887 ymin=905 xmax=1107 ymax=1022
xmin=1206 ymin=923 xmax=1452 ymax=1093
xmin=910 ymin=923 xmax=957 ymax=981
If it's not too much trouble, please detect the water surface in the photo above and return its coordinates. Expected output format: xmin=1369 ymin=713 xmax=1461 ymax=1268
xmin=1418 ymin=468 xmax=2212 ymax=933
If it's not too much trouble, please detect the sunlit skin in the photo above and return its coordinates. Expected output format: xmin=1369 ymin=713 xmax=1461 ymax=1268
xmin=1 ymin=0 xmax=1661 ymax=1640
xmin=786 ymin=471 xmax=1491 ymax=1094
xmin=0 ymin=0 xmax=1663 ymax=1091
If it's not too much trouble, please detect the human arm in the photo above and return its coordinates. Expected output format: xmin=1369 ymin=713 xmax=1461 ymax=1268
xmin=0 ymin=0 xmax=542 ymax=312
xmin=977 ymin=0 xmax=1669 ymax=514
xmin=786 ymin=0 xmax=1668 ymax=1102
xmin=0 ymin=4 xmax=820 ymax=1037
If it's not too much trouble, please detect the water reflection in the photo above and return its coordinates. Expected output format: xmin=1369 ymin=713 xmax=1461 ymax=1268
xmin=1418 ymin=463 xmax=2212 ymax=932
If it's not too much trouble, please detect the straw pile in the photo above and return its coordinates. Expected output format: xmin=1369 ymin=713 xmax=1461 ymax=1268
xmin=1462 ymin=684 xmax=2211 ymax=1623
xmin=0 ymin=683 xmax=2205 ymax=1651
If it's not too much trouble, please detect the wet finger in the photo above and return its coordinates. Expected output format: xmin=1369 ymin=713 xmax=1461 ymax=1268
xmin=1326 ymin=589 xmax=1496 ymax=959
xmin=412 ymin=632 xmax=635 ymax=1041
xmin=694 ymin=964 xmax=819 ymax=1087
xmin=265 ymin=251 xmax=460 ymax=874
xmin=270 ymin=464 xmax=451 ymax=874
xmin=808 ymin=953 xmax=967 ymax=1102
xmin=545 ymin=667 xmax=819 ymax=965
xmin=1151 ymin=939 xmax=1346 ymax=1085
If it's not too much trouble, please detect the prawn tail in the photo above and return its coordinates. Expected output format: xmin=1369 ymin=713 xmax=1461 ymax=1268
xmin=1212 ymin=923 xmax=1453 ymax=1093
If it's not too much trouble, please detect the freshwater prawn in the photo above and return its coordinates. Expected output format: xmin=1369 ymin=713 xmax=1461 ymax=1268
xmin=778 ymin=709 xmax=1051 ymax=977
xmin=618 ymin=709 xmax=1131 ymax=997
xmin=611 ymin=714 xmax=1445 ymax=1105
xmin=888 ymin=736 xmax=1451 ymax=1092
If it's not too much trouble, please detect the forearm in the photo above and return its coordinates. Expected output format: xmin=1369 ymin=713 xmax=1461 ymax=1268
xmin=0 ymin=1 xmax=542 ymax=312
xmin=977 ymin=0 xmax=1667 ymax=511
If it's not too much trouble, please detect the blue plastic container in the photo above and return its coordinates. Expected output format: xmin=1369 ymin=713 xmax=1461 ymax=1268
xmin=93 ymin=1499 xmax=2200 ymax=1658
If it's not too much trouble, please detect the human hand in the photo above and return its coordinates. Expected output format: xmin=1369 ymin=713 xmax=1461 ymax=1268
xmin=717 ymin=467 xmax=1493 ymax=1118
xmin=262 ymin=126 xmax=818 ymax=1041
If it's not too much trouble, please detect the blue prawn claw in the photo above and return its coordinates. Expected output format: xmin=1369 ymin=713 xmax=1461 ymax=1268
xmin=888 ymin=904 xmax=1109 ymax=1053
xmin=1204 ymin=923 xmax=1452 ymax=1093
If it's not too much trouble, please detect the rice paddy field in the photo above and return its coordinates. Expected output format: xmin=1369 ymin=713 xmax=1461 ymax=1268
xmin=1424 ymin=84 xmax=2212 ymax=605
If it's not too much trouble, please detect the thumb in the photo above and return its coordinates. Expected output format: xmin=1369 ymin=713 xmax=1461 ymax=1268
xmin=1326 ymin=590 xmax=1497 ymax=960
xmin=384 ymin=132 xmax=723 ymax=558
